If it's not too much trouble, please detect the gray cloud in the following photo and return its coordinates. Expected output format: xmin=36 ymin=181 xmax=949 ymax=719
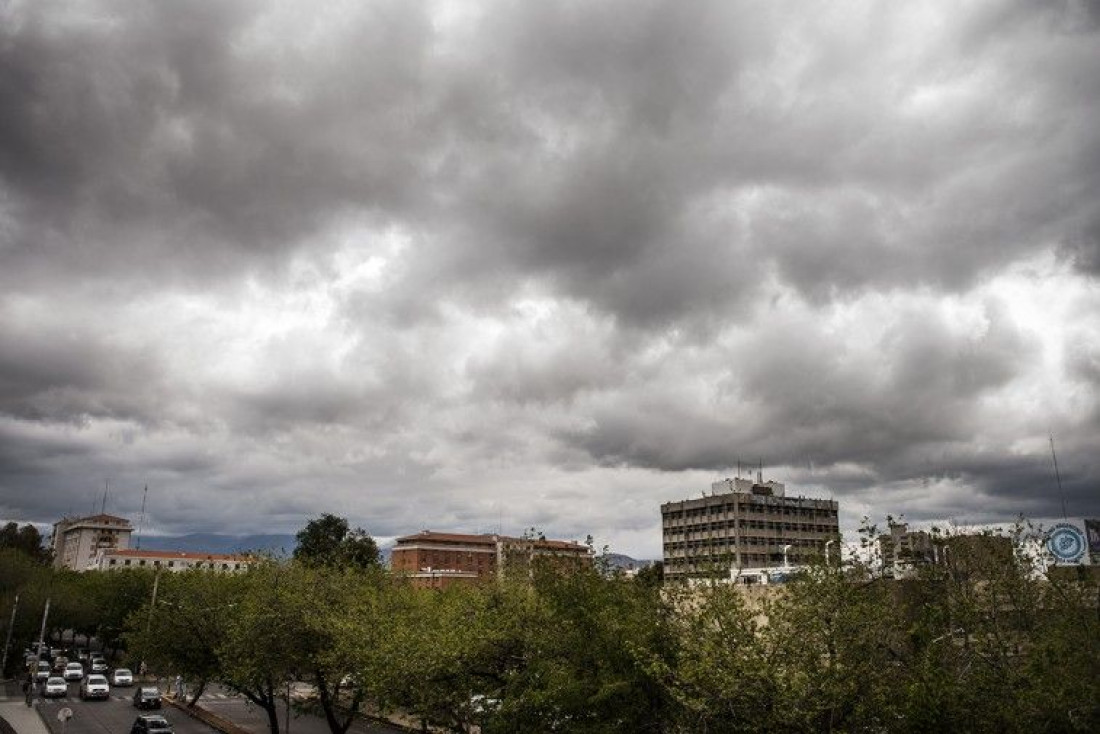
xmin=1 ymin=0 xmax=1099 ymax=556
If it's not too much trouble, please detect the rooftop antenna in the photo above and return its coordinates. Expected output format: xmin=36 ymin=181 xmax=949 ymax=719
xmin=1049 ymin=434 xmax=1068 ymax=520
xmin=136 ymin=485 xmax=148 ymax=550
xmin=737 ymin=460 xmax=741 ymax=478
xmin=101 ymin=479 xmax=109 ymax=515
xmin=757 ymin=459 xmax=763 ymax=484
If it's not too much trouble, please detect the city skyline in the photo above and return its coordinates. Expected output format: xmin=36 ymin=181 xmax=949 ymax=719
xmin=1 ymin=0 xmax=1098 ymax=558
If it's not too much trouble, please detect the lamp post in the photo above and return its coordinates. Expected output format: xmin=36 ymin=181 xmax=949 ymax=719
xmin=825 ymin=540 xmax=836 ymax=567
xmin=782 ymin=544 xmax=792 ymax=569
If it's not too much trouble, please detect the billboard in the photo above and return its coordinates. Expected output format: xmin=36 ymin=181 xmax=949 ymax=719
xmin=1045 ymin=522 xmax=1088 ymax=565
xmin=1086 ymin=518 xmax=1100 ymax=564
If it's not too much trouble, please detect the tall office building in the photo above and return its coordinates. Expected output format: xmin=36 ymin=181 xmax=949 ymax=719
xmin=661 ymin=475 xmax=839 ymax=582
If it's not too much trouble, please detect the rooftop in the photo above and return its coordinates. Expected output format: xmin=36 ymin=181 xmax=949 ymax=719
xmin=395 ymin=530 xmax=588 ymax=552
xmin=104 ymin=548 xmax=251 ymax=562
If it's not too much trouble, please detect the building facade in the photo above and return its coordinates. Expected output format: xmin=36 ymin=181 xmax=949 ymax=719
xmin=391 ymin=530 xmax=592 ymax=587
xmin=91 ymin=548 xmax=253 ymax=573
xmin=51 ymin=514 xmax=133 ymax=571
xmin=661 ymin=476 xmax=840 ymax=583
xmin=878 ymin=522 xmax=1016 ymax=579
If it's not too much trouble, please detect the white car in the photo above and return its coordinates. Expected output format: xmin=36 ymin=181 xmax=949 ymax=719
xmin=63 ymin=662 xmax=84 ymax=681
xmin=112 ymin=668 xmax=134 ymax=686
xmin=44 ymin=677 xmax=69 ymax=698
xmin=80 ymin=674 xmax=110 ymax=701
xmin=90 ymin=658 xmax=109 ymax=674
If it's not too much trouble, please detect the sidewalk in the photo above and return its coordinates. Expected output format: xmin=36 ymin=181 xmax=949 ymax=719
xmin=0 ymin=681 xmax=51 ymax=734
xmin=0 ymin=702 xmax=51 ymax=734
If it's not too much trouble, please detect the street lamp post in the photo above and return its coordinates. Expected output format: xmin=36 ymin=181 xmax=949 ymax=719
xmin=825 ymin=540 xmax=836 ymax=567
xmin=782 ymin=544 xmax=792 ymax=569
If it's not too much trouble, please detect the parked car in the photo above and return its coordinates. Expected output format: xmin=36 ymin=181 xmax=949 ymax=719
xmin=44 ymin=677 xmax=69 ymax=698
xmin=90 ymin=658 xmax=109 ymax=674
xmin=112 ymin=668 xmax=134 ymax=686
xmin=131 ymin=715 xmax=173 ymax=734
xmin=63 ymin=662 xmax=84 ymax=682
xmin=80 ymin=674 xmax=110 ymax=701
xmin=35 ymin=661 xmax=52 ymax=682
xmin=52 ymin=656 xmax=69 ymax=672
xmin=134 ymin=687 xmax=162 ymax=710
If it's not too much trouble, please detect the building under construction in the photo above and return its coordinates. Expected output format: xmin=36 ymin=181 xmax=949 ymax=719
xmin=661 ymin=474 xmax=840 ymax=583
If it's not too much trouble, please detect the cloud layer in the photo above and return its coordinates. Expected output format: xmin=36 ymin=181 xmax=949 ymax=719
xmin=2 ymin=0 xmax=1098 ymax=556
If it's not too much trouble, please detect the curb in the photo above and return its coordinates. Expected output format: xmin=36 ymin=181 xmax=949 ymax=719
xmin=163 ymin=696 xmax=252 ymax=734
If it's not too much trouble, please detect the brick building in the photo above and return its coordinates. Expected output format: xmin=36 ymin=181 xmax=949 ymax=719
xmin=391 ymin=531 xmax=591 ymax=587
xmin=661 ymin=475 xmax=840 ymax=583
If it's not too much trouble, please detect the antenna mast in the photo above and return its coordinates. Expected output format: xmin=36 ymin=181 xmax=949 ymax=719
xmin=136 ymin=485 xmax=148 ymax=550
xmin=1049 ymin=434 xmax=1068 ymax=520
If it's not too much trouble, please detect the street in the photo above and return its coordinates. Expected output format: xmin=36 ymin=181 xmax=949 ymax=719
xmin=0 ymin=679 xmax=408 ymax=734
xmin=183 ymin=684 xmax=406 ymax=734
xmin=30 ymin=680 xmax=216 ymax=734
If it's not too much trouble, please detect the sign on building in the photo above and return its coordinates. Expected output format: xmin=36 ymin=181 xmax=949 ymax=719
xmin=1045 ymin=522 xmax=1088 ymax=565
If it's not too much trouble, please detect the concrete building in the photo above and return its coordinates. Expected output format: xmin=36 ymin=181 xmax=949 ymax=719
xmin=51 ymin=514 xmax=133 ymax=571
xmin=91 ymin=548 xmax=253 ymax=573
xmin=661 ymin=475 xmax=840 ymax=583
xmin=879 ymin=522 xmax=1017 ymax=579
xmin=391 ymin=530 xmax=592 ymax=587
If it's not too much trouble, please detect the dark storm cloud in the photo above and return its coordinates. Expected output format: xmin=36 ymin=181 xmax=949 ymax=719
xmin=1 ymin=0 xmax=1099 ymax=552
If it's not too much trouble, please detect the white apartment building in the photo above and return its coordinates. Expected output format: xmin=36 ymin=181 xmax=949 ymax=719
xmin=92 ymin=548 xmax=253 ymax=573
xmin=51 ymin=514 xmax=133 ymax=571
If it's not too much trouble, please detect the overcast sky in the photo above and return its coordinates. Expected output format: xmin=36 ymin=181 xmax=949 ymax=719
xmin=1 ymin=0 xmax=1098 ymax=558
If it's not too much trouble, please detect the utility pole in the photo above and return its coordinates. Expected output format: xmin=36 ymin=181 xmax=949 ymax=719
xmin=1 ymin=593 xmax=18 ymax=675
xmin=36 ymin=598 xmax=50 ymax=660
xmin=1050 ymin=434 xmax=1068 ymax=521
xmin=146 ymin=571 xmax=161 ymax=633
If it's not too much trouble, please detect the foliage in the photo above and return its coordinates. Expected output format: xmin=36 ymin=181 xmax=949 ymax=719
xmin=293 ymin=514 xmax=380 ymax=570
xmin=0 ymin=523 xmax=51 ymax=564
xmin=10 ymin=517 xmax=1098 ymax=733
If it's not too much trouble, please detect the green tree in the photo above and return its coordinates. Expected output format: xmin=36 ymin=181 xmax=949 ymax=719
xmin=488 ymin=562 xmax=675 ymax=734
xmin=294 ymin=514 xmax=380 ymax=570
xmin=127 ymin=569 xmax=240 ymax=705
xmin=217 ymin=561 xmax=306 ymax=734
xmin=0 ymin=522 xmax=50 ymax=564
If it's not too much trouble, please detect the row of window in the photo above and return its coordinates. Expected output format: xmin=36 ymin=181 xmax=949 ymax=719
xmin=666 ymin=552 xmax=794 ymax=570
xmin=665 ymin=537 xmax=826 ymax=551
xmin=666 ymin=520 xmax=838 ymax=535
xmin=664 ymin=504 xmax=836 ymax=520
xmin=106 ymin=558 xmax=244 ymax=570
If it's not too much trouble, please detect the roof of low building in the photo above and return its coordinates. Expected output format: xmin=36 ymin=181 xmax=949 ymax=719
xmin=394 ymin=530 xmax=588 ymax=552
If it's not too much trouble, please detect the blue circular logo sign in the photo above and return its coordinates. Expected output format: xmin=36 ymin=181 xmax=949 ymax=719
xmin=1046 ymin=523 xmax=1086 ymax=564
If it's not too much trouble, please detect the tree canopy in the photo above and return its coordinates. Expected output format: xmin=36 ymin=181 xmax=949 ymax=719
xmin=293 ymin=514 xmax=380 ymax=570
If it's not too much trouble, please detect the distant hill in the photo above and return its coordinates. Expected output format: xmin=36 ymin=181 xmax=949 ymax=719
xmin=137 ymin=533 xmax=396 ymax=563
xmin=599 ymin=553 xmax=657 ymax=572
xmin=137 ymin=533 xmax=297 ymax=556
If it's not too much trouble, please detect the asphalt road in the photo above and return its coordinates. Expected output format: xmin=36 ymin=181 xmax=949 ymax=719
xmin=191 ymin=685 xmax=405 ymax=734
xmin=33 ymin=681 xmax=216 ymax=734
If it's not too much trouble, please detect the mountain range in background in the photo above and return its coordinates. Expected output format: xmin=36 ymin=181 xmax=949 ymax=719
xmin=136 ymin=534 xmax=656 ymax=570
xmin=137 ymin=533 xmax=298 ymax=556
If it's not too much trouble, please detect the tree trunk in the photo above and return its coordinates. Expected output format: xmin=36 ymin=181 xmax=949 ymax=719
xmin=263 ymin=701 xmax=281 ymax=734
xmin=187 ymin=679 xmax=207 ymax=707
xmin=315 ymin=672 xmax=362 ymax=734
